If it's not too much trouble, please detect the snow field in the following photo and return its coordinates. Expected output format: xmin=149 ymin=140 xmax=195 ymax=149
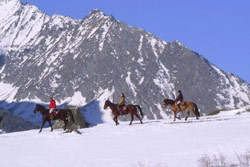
xmin=0 ymin=111 xmax=250 ymax=167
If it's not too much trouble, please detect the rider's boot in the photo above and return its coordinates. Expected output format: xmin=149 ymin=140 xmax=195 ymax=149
xmin=176 ymin=104 xmax=180 ymax=112
xmin=120 ymin=107 xmax=123 ymax=115
xmin=50 ymin=112 xmax=54 ymax=120
xmin=176 ymin=104 xmax=181 ymax=120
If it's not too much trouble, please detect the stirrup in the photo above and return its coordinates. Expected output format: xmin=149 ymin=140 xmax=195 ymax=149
xmin=50 ymin=115 xmax=54 ymax=120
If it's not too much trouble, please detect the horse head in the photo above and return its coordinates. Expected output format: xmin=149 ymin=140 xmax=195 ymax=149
xmin=103 ymin=99 xmax=111 ymax=109
xmin=33 ymin=104 xmax=46 ymax=114
xmin=33 ymin=104 xmax=38 ymax=113
xmin=162 ymin=99 xmax=175 ymax=108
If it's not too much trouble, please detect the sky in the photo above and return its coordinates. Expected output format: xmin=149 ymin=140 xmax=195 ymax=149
xmin=21 ymin=0 xmax=250 ymax=83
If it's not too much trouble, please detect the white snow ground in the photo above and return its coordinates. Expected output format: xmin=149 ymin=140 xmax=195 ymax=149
xmin=0 ymin=107 xmax=250 ymax=167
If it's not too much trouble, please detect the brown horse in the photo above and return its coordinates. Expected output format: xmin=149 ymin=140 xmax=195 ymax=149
xmin=162 ymin=99 xmax=200 ymax=121
xmin=103 ymin=99 xmax=144 ymax=125
xmin=33 ymin=104 xmax=75 ymax=133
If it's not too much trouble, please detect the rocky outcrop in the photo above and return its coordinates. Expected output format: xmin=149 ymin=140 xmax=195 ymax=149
xmin=0 ymin=110 xmax=39 ymax=133
xmin=53 ymin=107 xmax=88 ymax=130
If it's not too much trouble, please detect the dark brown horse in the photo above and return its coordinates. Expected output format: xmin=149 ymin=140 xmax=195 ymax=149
xmin=33 ymin=104 xmax=75 ymax=133
xmin=162 ymin=99 xmax=200 ymax=121
xmin=103 ymin=99 xmax=144 ymax=125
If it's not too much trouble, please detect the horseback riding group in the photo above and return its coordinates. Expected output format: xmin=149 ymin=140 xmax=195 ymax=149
xmin=33 ymin=90 xmax=200 ymax=133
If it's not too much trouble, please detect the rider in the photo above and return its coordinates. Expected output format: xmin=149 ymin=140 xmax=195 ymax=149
xmin=118 ymin=93 xmax=126 ymax=114
xmin=49 ymin=97 xmax=56 ymax=119
xmin=175 ymin=90 xmax=183 ymax=112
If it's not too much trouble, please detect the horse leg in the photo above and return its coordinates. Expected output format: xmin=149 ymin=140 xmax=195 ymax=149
xmin=113 ymin=116 xmax=117 ymax=125
xmin=129 ymin=114 xmax=134 ymax=125
xmin=39 ymin=120 xmax=46 ymax=133
xmin=63 ymin=119 xmax=68 ymax=131
xmin=135 ymin=113 xmax=143 ymax=124
xmin=185 ymin=110 xmax=190 ymax=121
xmin=116 ymin=117 xmax=119 ymax=125
xmin=114 ymin=115 xmax=119 ymax=125
xmin=173 ymin=111 xmax=177 ymax=121
xmin=48 ymin=120 xmax=53 ymax=132
xmin=196 ymin=114 xmax=199 ymax=120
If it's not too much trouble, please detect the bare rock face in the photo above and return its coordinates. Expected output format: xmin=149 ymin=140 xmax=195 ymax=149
xmin=0 ymin=110 xmax=39 ymax=133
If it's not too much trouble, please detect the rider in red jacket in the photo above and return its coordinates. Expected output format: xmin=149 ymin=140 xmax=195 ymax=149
xmin=49 ymin=97 xmax=56 ymax=113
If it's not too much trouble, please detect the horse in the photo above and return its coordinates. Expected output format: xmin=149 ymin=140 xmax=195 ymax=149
xmin=162 ymin=99 xmax=200 ymax=121
xmin=33 ymin=104 xmax=75 ymax=133
xmin=103 ymin=99 xmax=144 ymax=125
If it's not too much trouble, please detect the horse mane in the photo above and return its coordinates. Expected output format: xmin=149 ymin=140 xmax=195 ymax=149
xmin=37 ymin=104 xmax=46 ymax=109
xmin=105 ymin=99 xmax=112 ymax=104
xmin=105 ymin=99 xmax=116 ymax=107
xmin=164 ymin=99 xmax=175 ymax=105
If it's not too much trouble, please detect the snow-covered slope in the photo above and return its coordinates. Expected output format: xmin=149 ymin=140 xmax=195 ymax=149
xmin=0 ymin=107 xmax=250 ymax=167
xmin=0 ymin=0 xmax=250 ymax=124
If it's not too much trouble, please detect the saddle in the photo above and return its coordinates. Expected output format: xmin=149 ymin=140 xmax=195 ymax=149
xmin=176 ymin=101 xmax=186 ymax=106
xmin=180 ymin=101 xmax=186 ymax=106
xmin=117 ymin=105 xmax=127 ymax=114
xmin=50 ymin=110 xmax=59 ymax=119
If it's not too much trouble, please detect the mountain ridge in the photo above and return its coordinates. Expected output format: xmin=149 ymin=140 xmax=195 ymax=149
xmin=0 ymin=0 xmax=250 ymax=124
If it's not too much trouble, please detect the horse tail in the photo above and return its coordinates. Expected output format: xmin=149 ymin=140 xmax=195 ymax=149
xmin=68 ymin=109 xmax=75 ymax=123
xmin=136 ymin=105 xmax=144 ymax=119
xmin=194 ymin=103 xmax=200 ymax=117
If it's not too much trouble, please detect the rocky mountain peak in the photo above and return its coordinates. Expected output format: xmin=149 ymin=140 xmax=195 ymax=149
xmin=90 ymin=8 xmax=104 ymax=15
xmin=0 ymin=3 xmax=250 ymax=124
xmin=83 ymin=8 xmax=106 ymax=21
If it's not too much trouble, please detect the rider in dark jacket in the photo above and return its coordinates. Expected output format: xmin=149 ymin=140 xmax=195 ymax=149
xmin=175 ymin=90 xmax=183 ymax=112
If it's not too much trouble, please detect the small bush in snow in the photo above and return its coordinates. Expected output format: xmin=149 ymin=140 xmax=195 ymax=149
xmin=235 ymin=150 xmax=250 ymax=167
xmin=198 ymin=150 xmax=250 ymax=167
xmin=133 ymin=161 xmax=168 ymax=167
xmin=198 ymin=152 xmax=227 ymax=167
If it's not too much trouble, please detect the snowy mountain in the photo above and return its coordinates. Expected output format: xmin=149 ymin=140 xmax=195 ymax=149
xmin=0 ymin=106 xmax=250 ymax=167
xmin=0 ymin=0 xmax=250 ymax=124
